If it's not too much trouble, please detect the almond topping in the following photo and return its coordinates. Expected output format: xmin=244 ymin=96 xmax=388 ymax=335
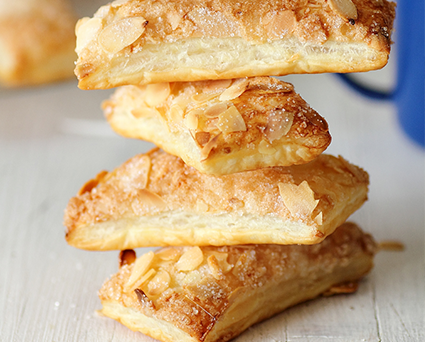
xmin=328 ymin=0 xmax=358 ymax=21
xmin=167 ymin=11 xmax=182 ymax=30
xmin=314 ymin=212 xmax=323 ymax=225
xmin=195 ymin=132 xmax=211 ymax=147
xmin=169 ymin=104 xmax=184 ymax=122
xmin=209 ymin=252 xmax=232 ymax=272
xmin=98 ymin=17 xmax=147 ymax=54
xmin=217 ymin=105 xmax=246 ymax=133
xmin=176 ymin=247 xmax=204 ymax=271
xmin=203 ymin=79 xmax=232 ymax=93
xmin=144 ymin=83 xmax=170 ymax=107
xmin=78 ymin=170 xmax=108 ymax=195
xmin=76 ymin=17 xmax=103 ymax=54
xmin=192 ymin=92 xmax=219 ymax=104
xmin=184 ymin=110 xmax=199 ymax=130
xmin=147 ymin=270 xmax=170 ymax=296
xmin=264 ymin=109 xmax=294 ymax=143
xmin=219 ymin=78 xmax=249 ymax=101
xmin=258 ymin=139 xmax=277 ymax=155
xmin=138 ymin=189 xmax=167 ymax=210
xmin=156 ymin=247 xmax=182 ymax=261
xmin=207 ymin=255 xmax=222 ymax=280
xmin=200 ymin=133 xmax=221 ymax=160
xmin=278 ymin=181 xmax=319 ymax=218
xmin=125 ymin=251 xmax=154 ymax=292
xmin=131 ymin=107 xmax=160 ymax=119
xmin=118 ymin=155 xmax=151 ymax=192
xmin=204 ymin=102 xmax=229 ymax=118
xmin=264 ymin=10 xmax=296 ymax=39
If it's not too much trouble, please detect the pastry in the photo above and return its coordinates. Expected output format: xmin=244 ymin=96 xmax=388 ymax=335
xmin=64 ymin=148 xmax=369 ymax=250
xmin=98 ymin=222 xmax=377 ymax=342
xmin=74 ymin=0 xmax=396 ymax=89
xmin=103 ymin=77 xmax=331 ymax=175
xmin=0 ymin=0 xmax=77 ymax=87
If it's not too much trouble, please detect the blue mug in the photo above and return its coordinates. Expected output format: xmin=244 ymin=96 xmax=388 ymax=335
xmin=336 ymin=0 xmax=425 ymax=147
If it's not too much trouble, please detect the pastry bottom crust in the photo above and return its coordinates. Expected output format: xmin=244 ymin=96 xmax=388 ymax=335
xmin=77 ymin=37 xmax=388 ymax=90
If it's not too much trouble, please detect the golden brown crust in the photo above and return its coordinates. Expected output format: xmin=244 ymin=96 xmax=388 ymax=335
xmin=75 ymin=0 xmax=396 ymax=89
xmin=64 ymin=149 xmax=369 ymax=250
xmin=0 ymin=0 xmax=77 ymax=87
xmin=98 ymin=222 xmax=377 ymax=342
xmin=103 ymin=77 xmax=331 ymax=175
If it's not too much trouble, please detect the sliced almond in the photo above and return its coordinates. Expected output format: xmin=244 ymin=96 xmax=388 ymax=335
xmin=131 ymin=107 xmax=161 ymax=119
xmin=118 ymin=155 xmax=151 ymax=192
xmin=203 ymin=79 xmax=232 ymax=93
xmin=278 ymin=181 xmax=319 ymax=218
xmin=264 ymin=109 xmax=294 ymax=143
xmin=258 ymin=139 xmax=277 ymax=155
xmin=169 ymin=104 xmax=184 ymax=122
xmin=184 ymin=110 xmax=200 ymax=130
xmin=207 ymin=255 xmax=222 ymax=280
xmin=156 ymin=247 xmax=182 ymax=261
xmin=217 ymin=106 xmax=246 ymax=134
xmin=125 ymin=251 xmax=155 ymax=292
xmin=195 ymin=132 xmax=211 ymax=147
xmin=98 ymin=17 xmax=148 ymax=54
xmin=78 ymin=170 xmax=108 ymax=195
xmin=167 ymin=11 xmax=182 ymax=30
xmin=204 ymin=102 xmax=229 ymax=118
xmin=138 ymin=189 xmax=167 ymax=210
xmin=200 ymin=133 xmax=221 ymax=160
xmin=264 ymin=10 xmax=296 ymax=39
xmin=76 ymin=17 xmax=103 ymax=54
xmin=219 ymin=78 xmax=249 ymax=101
xmin=192 ymin=92 xmax=219 ymax=104
xmin=209 ymin=252 xmax=232 ymax=272
xmin=176 ymin=247 xmax=204 ymax=272
xmin=328 ymin=0 xmax=358 ymax=21
xmin=147 ymin=270 xmax=171 ymax=296
xmin=144 ymin=83 xmax=171 ymax=107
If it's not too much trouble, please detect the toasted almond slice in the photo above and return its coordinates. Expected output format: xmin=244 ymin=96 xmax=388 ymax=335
xmin=192 ymin=92 xmax=219 ymax=103
xmin=204 ymin=102 xmax=229 ymax=118
xmin=207 ymin=255 xmax=222 ymax=280
xmin=219 ymin=78 xmax=249 ymax=101
xmin=194 ymin=132 xmax=211 ymax=147
xmin=176 ymin=247 xmax=204 ymax=271
xmin=138 ymin=189 xmax=167 ymax=210
xmin=278 ymin=181 xmax=319 ymax=218
xmin=144 ymin=83 xmax=171 ymax=107
xmin=76 ymin=17 xmax=103 ymax=54
xmin=200 ymin=133 xmax=221 ymax=160
xmin=184 ymin=110 xmax=200 ymax=130
xmin=217 ymin=106 xmax=246 ymax=133
xmin=203 ymin=79 xmax=233 ymax=93
xmin=125 ymin=251 xmax=155 ymax=292
xmin=258 ymin=139 xmax=277 ymax=155
xmin=264 ymin=109 xmax=294 ymax=143
xmin=98 ymin=17 xmax=148 ymax=54
xmin=131 ymin=107 xmax=161 ymax=119
xmin=209 ymin=252 xmax=232 ymax=272
xmin=328 ymin=0 xmax=358 ymax=21
xmin=156 ymin=247 xmax=182 ymax=261
xmin=147 ymin=270 xmax=171 ymax=296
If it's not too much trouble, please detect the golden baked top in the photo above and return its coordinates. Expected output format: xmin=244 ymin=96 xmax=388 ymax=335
xmin=77 ymin=0 xmax=395 ymax=52
xmin=104 ymin=77 xmax=331 ymax=174
xmin=64 ymin=149 xmax=369 ymax=245
xmin=74 ymin=0 xmax=396 ymax=88
xmin=99 ymin=222 xmax=377 ymax=342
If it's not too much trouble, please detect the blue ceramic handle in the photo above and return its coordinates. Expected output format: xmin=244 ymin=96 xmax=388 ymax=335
xmin=335 ymin=73 xmax=393 ymax=100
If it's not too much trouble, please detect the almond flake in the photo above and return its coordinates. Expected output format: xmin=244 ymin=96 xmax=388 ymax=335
xmin=131 ymin=107 xmax=160 ymax=119
xmin=147 ymin=270 xmax=170 ymax=296
xmin=219 ymin=78 xmax=249 ymax=101
xmin=192 ymin=92 xmax=219 ymax=104
xmin=138 ymin=189 xmax=167 ymax=210
xmin=204 ymin=102 xmax=229 ymax=118
xmin=207 ymin=255 xmax=222 ymax=280
xmin=76 ymin=17 xmax=103 ymax=54
xmin=184 ymin=110 xmax=199 ymax=130
xmin=203 ymin=79 xmax=232 ymax=93
xmin=156 ymin=247 xmax=182 ymax=261
xmin=144 ymin=83 xmax=171 ymax=107
xmin=258 ymin=139 xmax=277 ymax=155
xmin=195 ymin=132 xmax=211 ymax=147
xmin=200 ymin=133 xmax=221 ymax=160
xmin=176 ymin=247 xmax=204 ymax=271
xmin=78 ymin=170 xmax=108 ymax=195
xmin=264 ymin=10 xmax=296 ymax=39
xmin=278 ymin=181 xmax=319 ymax=218
xmin=209 ymin=252 xmax=232 ymax=272
xmin=125 ymin=251 xmax=155 ymax=292
xmin=264 ymin=109 xmax=294 ymax=143
xmin=98 ymin=17 xmax=147 ymax=54
xmin=169 ymin=104 xmax=184 ymax=122
xmin=328 ymin=0 xmax=358 ymax=21
xmin=217 ymin=106 xmax=246 ymax=133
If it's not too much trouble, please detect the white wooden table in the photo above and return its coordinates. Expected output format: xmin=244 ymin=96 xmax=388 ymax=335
xmin=1 ymin=1 xmax=424 ymax=341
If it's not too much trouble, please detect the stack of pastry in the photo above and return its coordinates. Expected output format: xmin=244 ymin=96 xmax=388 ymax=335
xmin=65 ymin=0 xmax=395 ymax=341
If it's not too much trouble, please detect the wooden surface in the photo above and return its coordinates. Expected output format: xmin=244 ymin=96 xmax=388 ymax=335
xmin=0 ymin=1 xmax=424 ymax=341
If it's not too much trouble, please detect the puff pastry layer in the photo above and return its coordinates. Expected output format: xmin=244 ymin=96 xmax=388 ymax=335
xmin=98 ymin=222 xmax=377 ymax=342
xmin=103 ymin=77 xmax=331 ymax=175
xmin=75 ymin=0 xmax=395 ymax=89
xmin=64 ymin=149 xmax=369 ymax=250
xmin=0 ymin=0 xmax=77 ymax=87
